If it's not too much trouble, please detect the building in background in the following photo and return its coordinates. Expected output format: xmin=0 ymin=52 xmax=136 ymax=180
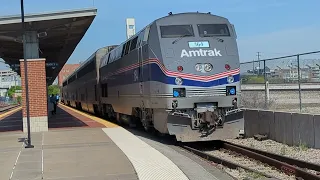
xmin=0 ymin=70 xmax=20 ymax=97
xmin=57 ymin=64 xmax=80 ymax=86
xmin=241 ymin=64 xmax=320 ymax=83
xmin=126 ymin=18 xmax=135 ymax=39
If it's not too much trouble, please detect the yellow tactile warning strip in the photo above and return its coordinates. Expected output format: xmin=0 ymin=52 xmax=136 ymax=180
xmin=0 ymin=106 xmax=22 ymax=119
xmin=58 ymin=103 xmax=119 ymax=128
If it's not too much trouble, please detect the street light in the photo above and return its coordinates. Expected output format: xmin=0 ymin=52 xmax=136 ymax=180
xmin=20 ymin=0 xmax=34 ymax=148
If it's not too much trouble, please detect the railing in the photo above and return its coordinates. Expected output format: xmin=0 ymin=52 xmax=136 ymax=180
xmin=0 ymin=97 xmax=19 ymax=107
xmin=240 ymin=50 xmax=320 ymax=114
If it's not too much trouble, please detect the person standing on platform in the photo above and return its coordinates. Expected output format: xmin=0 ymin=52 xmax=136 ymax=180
xmin=56 ymin=94 xmax=60 ymax=104
xmin=50 ymin=94 xmax=57 ymax=115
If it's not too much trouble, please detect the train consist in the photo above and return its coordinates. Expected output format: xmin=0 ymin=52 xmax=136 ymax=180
xmin=61 ymin=12 xmax=242 ymax=142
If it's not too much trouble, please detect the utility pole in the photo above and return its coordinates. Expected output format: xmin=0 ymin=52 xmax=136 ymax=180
xmin=257 ymin=52 xmax=261 ymax=75
xmin=21 ymin=0 xmax=34 ymax=149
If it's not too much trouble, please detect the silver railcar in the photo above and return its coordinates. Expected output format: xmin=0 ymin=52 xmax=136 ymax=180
xmin=61 ymin=46 xmax=117 ymax=114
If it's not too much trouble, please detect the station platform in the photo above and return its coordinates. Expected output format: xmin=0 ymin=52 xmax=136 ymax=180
xmin=0 ymin=103 xmax=113 ymax=132
xmin=0 ymin=104 xmax=234 ymax=180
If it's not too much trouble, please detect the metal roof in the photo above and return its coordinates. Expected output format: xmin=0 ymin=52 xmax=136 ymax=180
xmin=0 ymin=8 xmax=97 ymax=85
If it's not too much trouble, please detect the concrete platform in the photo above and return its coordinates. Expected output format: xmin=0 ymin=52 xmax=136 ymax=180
xmin=48 ymin=104 xmax=106 ymax=129
xmin=0 ymin=128 xmax=138 ymax=180
xmin=0 ymin=104 xmax=107 ymax=132
xmin=0 ymin=104 xmax=234 ymax=180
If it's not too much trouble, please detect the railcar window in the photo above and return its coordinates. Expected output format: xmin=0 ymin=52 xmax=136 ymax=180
xmin=124 ymin=41 xmax=131 ymax=55
xmin=130 ymin=36 xmax=138 ymax=52
xmin=197 ymin=24 xmax=230 ymax=37
xmin=109 ymin=44 xmax=123 ymax=63
xmin=160 ymin=25 xmax=194 ymax=38
xmin=101 ymin=83 xmax=108 ymax=97
xmin=121 ymin=42 xmax=129 ymax=57
xmin=106 ymin=53 xmax=111 ymax=64
xmin=77 ymin=60 xmax=95 ymax=79
xmin=115 ymin=46 xmax=123 ymax=59
xmin=62 ymin=81 xmax=67 ymax=87
xmin=110 ymin=50 xmax=117 ymax=63
xmin=68 ymin=74 xmax=76 ymax=84
xmin=137 ymin=29 xmax=145 ymax=47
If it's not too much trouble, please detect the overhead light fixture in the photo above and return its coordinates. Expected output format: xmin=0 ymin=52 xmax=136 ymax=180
xmin=37 ymin=31 xmax=47 ymax=38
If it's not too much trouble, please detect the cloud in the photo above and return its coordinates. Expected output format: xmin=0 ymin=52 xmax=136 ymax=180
xmin=222 ymin=0 xmax=287 ymax=13
xmin=237 ymin=25 xmax=320 ymax=63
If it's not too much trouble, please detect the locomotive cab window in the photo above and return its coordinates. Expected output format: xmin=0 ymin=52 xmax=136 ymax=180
xmin=197 ymin=24 xmax=230 ymax=37
xmin=160 ymin=25 xmax=194 ymax=38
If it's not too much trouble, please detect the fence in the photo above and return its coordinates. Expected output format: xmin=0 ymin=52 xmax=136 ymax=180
xmin=0 ymin=97 xmax=19 ymax=107
xmin=240 ymin=50 xmax=320 ymax=114
xmin=243 ymin=109 xmax=320 ymax=149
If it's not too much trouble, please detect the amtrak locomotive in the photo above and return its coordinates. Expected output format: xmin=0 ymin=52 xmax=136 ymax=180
xmin=61 ymin=12 xmax=242 ymax=142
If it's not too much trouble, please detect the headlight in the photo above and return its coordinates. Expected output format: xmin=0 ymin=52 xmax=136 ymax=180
xmin=195 ymin=64 xmax=202 ymax=72
xmin=204 ymin=63 xmax=213 ymax=72
xmin=226 ymin=86 xmax=236 ymax=96
xmin=227 ymin=75 xmax=234 ymax=83
xmin=175 ymin=77 xmax=183 ymax=85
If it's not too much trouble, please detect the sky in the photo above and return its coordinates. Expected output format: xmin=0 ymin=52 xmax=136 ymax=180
xmin=0 ymin=0 xmax=320 ymax=71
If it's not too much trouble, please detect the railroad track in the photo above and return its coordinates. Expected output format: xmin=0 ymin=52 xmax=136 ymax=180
xmin=0 ymin=105 xmax=20 ymax=113
xmin=179 ymin=140 xmax=320 ymax=180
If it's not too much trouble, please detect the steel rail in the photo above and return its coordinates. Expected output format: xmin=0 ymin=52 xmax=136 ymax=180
xmin=180 ymin=140 xmax=320 ymax=180
xmin=180 ymin=145 xmax=278 ymax=179
xmin=222 ymin=140 xmax=320 ymax=172
xmin=219 ymin=141 xmax=320 ymax=180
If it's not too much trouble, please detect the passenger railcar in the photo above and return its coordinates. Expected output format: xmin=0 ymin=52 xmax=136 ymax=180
xmin=61 ymin=46 xmax=117 ymax=114
xmin=62 ymin=12 xmax=243 ymax=142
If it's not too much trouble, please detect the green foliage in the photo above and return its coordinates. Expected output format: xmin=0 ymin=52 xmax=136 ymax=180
xmin=48 ymin=85 xmax=60 ymax=95
xmin=7 ymin=86 xmax=21 ymax=98
xmin=241 ymin=75 xmax=265 ymax=84
xmin=17 ymin=96 xmax=22 ymax=104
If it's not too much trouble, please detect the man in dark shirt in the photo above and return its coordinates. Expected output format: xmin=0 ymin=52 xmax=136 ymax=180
xmin=50 ymin=94 xmax=57 ymax=115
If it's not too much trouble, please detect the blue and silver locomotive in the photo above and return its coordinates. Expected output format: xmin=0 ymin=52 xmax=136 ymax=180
xmin=62 ymin=12 xmax=242 ymax=142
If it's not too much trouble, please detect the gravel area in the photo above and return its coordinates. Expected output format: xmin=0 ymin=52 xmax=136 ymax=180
xmin=224 ymin=138 xmax=320 ymax=176
xmin=240 ymin=90 xmax=320 ymax=114
xmin=225 ymin=138 xmax=320 ymax=165
xmin=218 ymin=166 xmax=279 ymax=180
xmin=206 ymin=149 xmax=295 ymax=180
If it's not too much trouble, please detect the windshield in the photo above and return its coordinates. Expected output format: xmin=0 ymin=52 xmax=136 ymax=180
xmin=160 ymin=25 xmax=194 ymax=38
xmin=197 ymin=24 xmax=230 ymax=37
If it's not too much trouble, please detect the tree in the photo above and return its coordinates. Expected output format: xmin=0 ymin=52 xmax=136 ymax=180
xmin=7 ymin=86 xmax=21 ymax=98
xmin=17 ymin=96 xmax=22 ymax=104
xmin=48 ymin=85 xmax=60 ymax=95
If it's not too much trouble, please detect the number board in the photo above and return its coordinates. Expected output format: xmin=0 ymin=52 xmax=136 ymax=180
xmin=188 ymin=41 xmax=210 ymax=48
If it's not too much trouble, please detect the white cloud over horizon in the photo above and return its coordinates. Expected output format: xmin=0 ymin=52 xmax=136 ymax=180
xmin=221 ymin=0 xmax=287 ymax=13
xmin=237 ymin=25 xmax=320 ymax=62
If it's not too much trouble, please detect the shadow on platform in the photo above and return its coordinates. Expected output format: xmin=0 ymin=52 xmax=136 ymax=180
xmin=0 ymin=110 xmax=22 ymax=132
xmin=0 ymin=106 xmax=91 ymax=132
xmin=48 ymin=105 xmax=89 ymax=129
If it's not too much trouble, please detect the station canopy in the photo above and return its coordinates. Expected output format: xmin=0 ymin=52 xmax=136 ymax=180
xmin=0 ymin=8 xmax=97 ymax=84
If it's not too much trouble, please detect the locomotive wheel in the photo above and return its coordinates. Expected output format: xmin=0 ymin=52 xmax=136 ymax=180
xmin=142 ymin=120 xmax=150 ymax=131
xmin=141 ymin=115 xmax=152 ymax=132
xmin=140 ymin=109 xmax=155 ymax=133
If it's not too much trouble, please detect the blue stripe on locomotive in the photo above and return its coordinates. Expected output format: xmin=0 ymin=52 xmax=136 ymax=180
xmin=104 ymin=63 xmax=240 ymax=87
